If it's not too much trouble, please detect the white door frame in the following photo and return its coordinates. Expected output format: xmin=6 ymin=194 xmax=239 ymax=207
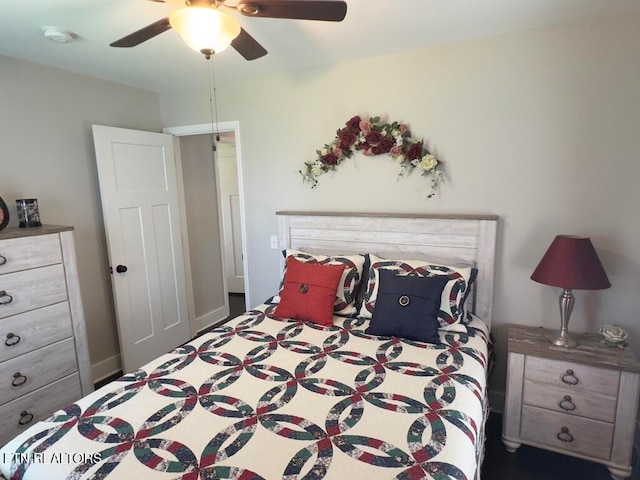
xmin=164 ymin=121 xmax=251 ymax=330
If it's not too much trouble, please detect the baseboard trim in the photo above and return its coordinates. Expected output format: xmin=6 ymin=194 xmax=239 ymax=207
xmin=196 ymin=305 xmax=230 ymax=334
xmin=91 ymin=354 xmax=122 ymax=383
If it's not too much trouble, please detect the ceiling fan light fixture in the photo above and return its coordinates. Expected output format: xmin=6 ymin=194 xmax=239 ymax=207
xmin=169 ymin=7 xmax=241 ymax=56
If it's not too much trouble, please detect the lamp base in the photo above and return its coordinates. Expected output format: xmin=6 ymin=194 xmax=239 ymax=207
xmin=548 ymin=331 xmax=579 ymax=348
xmin=546 ymin=288 xmax=579 ymax=348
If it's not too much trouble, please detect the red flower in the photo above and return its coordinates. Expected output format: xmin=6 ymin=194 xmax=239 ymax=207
xmin=406 ymin=141 xmax=424 ymax=161
xmin=346 ymin=116 xmax=361 ymax=132
xmin=378 ymin=137 xmax=394 ymax=154
xmin=323 ymin=153 xmax=339 ymax=165
xmin=365 ymin=131 xmax=382 ymax=146
xmin=338 ymin=128 xmax=357 ymax=149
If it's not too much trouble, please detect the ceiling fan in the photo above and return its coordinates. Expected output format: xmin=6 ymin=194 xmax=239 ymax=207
xmin=110 ymin=0 xmax=348 ymax=60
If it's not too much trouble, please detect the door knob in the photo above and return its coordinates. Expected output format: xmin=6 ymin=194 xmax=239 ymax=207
xmin=116 ymin=265 xmax=128 ymax=273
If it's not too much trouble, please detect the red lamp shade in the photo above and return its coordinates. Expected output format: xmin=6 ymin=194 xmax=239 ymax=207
xmin=531 ymin=235 xmax=611 ymax=290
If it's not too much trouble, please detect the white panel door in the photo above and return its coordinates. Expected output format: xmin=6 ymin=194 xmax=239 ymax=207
xmin=218 ymin=142 xmax=244 ymax=293
xmin=92 ymin=125 xmax=190 ymax=373
xmin=221 ymin=186 xmax=245 ymax=293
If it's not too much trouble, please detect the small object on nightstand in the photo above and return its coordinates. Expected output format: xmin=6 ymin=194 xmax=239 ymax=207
xmin=599 ymin=324 xmax=628 ymax=348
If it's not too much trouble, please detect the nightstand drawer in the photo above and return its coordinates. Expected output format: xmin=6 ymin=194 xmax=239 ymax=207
xmin=523 ymin=380 xmax=617 ymax=423
xmin=0 ymin=234 xmax=62 ymax=275
xmin=525 ymin=355 xmax=620 ymax=395
xmin=0 ymin=264 xmax=68 ymax=320
xmin=0 ymin=303 xmax=73 ymax=362
xmin=0 ymin=338 xmax=77 ymax=405
xmin=0 ymin=373 xmax=81 ymax=446
xmin=521 ymin=405 xmax=614 ymax=460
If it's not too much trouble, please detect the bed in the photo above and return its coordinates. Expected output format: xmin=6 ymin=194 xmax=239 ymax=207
xmin=0 ymin=212 xmax=498 ymax=480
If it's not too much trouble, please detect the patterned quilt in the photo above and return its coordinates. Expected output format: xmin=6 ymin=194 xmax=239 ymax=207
xmin=0 ymin=304 xmax=490 ymax=480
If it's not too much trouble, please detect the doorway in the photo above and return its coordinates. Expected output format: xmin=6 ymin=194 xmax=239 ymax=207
xmin=165 ymin=122 xmax=250 ymax=334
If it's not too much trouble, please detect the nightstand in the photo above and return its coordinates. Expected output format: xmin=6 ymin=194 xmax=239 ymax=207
xmin=502 ymin=325 xmax=640 ymax=480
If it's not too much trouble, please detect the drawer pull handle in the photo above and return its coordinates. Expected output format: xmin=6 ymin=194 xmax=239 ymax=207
xmin=559 ymin=395 xmax=576 ymax=411
xmin=12 ymin=372 xmax=27 ymax=387
xmin=5 ymin=333 xmax=21 ymax=347
xmin=0 ymin=290 xmax=13 ymax=305
xmin=18 ymin=410 xmax=34 ymax=426
xmin=561 ymin=369 xmax=579 ymax=385
xmin=557 ymin=427 xmax=574 ymax=443
xmin=0 ymin=255 xmax=6 ymax=266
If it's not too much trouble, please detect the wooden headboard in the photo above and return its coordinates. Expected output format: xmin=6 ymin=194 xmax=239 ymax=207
xmin=277 ymin=211 xmax=498 ymax=327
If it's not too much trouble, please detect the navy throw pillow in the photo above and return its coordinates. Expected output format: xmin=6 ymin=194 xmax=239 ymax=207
xmin=366 ymin=269 xmax=449 ymax=343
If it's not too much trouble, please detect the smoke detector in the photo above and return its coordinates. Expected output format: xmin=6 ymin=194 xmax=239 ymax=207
xmin=42 ymin=26 xmax=76 ymax=44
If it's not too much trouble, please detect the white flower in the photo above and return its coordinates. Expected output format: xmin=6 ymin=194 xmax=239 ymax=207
xmin=600 ymin=325 xmax=628 ymax=343
xmin=320 ymin=147 xmax=329 ymax=156
xmin=311 ymin=162 xmax=324 ymax=177
xmin=392 ymin=129 xmax=401 ymax=138
xmin=418 ymin=154 xmax=438 ymax=171
xmin=394 ymin=154 xmax=405 ymax=164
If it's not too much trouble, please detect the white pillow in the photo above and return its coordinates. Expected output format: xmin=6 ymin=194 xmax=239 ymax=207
xmin=359 ymin=254 xmax=474 ymax=328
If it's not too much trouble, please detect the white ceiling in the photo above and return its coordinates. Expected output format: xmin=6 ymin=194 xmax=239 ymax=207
xmin=1 ymin=0 xmax=638 ymax=93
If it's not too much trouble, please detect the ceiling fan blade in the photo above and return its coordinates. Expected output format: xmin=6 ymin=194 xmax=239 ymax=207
xmin=231 ymin=28 xmax=268 ymax=60
xmin=110 ymin=18 xmax=172 ymax=47
xmin=236 ymin=1 xmax=347 ymax=22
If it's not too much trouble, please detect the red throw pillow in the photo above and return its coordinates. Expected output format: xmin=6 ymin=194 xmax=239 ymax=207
xmin=273 ymin=256 xmax=345 ymax=326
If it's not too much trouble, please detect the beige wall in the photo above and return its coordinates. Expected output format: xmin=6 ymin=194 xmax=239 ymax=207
xmin=0 ymin=55 xmax=162 ymax=380
xmin=160 ymin=14 xmax=640 ymax=408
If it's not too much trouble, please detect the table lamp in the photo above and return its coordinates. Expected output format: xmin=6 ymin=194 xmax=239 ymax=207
xmin=531 ymin=235 xmax=611 ymax=347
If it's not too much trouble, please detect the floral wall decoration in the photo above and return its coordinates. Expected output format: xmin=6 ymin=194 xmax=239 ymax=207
xmin=300 ymin=115 xmax=444 ymax=198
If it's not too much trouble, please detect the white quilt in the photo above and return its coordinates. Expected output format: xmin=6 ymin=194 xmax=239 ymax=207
xmin=0 ymin=303 xmax=489 ymax=480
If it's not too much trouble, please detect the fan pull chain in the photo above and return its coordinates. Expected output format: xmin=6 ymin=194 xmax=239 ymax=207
xmin=206 ymin=57 xmax=221 ymax=152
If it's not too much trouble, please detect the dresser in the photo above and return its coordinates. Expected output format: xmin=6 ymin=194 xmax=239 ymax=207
xmin=502 ymin=325 xmax=640 ymax=480
xmin=0 ymin=226 xmax=92 ymax=446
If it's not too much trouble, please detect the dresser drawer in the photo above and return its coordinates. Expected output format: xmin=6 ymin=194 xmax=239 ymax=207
xmin=525 ymin=355 xmax=620 ymax=395
xmin=521 ymin=405 xmax=614 ymax=460
xmin=0 ymin=303 xmax=73 ymax=363
xmin=0 ymin=373 xmax=81 ymax=447
xmin=523 ymin=380 xmax=617 ymax=423
xmin=0 ymin=234 xmax=62 ymax=275
xmin=0 ymin=264 xmax=68 ymax=320
xmin=0 ymin=338 xmax=77 ymax=405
